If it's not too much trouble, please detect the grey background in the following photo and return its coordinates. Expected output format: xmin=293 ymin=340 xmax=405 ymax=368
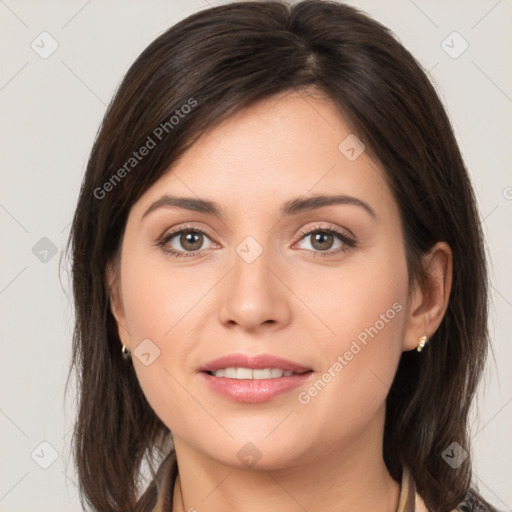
xmin=0 ymin=0 xmax=510 ymax=510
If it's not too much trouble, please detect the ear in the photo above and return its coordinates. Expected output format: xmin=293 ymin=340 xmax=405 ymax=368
xmin=402 ymin=241 xmax=453 ymax=351
xmin=105 ymin=261 xmax=130 ymax=350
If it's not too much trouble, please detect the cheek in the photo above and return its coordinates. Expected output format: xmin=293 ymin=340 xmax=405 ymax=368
xmin=294 ymin=234 xmax=408 ymax=355
xmin=120 ymin=241 xmax=204 ymax=346
xmin=296 ymin=246 xmax=409 ymax=429
xmin=119 ymin=245 xmax=228 ymax=424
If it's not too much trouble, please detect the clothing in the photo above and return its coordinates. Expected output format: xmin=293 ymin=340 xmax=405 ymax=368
xmin=136 ymin=450 xmax=497 ymax=512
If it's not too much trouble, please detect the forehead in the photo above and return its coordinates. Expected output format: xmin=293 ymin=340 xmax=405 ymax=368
xmin=131 ymin=90 xmax=394 ymax=220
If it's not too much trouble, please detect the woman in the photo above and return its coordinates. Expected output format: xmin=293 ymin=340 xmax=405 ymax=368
xmin=66 ymin=1 xmax=498 ymax=511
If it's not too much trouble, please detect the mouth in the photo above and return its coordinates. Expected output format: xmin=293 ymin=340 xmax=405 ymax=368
xmin=198 ymin=354 xmax=314 ymax=403
xmin=204 ymin=367 xmax=309 ymax=379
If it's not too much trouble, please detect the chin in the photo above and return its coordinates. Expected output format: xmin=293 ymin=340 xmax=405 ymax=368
xmin=200 ymin=433 xmax=311 ymax=471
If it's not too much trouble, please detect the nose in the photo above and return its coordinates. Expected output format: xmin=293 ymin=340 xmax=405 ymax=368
xmin=217 ymin=240 xmax=291 ymax=332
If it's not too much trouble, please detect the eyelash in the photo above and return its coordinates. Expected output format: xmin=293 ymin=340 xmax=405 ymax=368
xmin=156 ymin=224 xmax=356 ymax=259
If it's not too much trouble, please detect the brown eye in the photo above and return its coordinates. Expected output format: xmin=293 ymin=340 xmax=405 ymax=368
xmin=159 ymin=227 xmax=215 ymax=258
xmin=310 ymin=231 xmax=335 ymax=251
xmin=178 ymin=230 xmax=204 ymax=251
xmin=294 ymin=226 xmax=356 ymax=258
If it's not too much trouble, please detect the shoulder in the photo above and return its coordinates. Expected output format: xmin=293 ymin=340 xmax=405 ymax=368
xmin=454 ymin=488 xmax=499 ymax=512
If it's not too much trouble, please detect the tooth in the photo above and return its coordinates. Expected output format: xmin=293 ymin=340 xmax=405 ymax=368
xmin=210 ymin=367 xmax=297 ymax=379
xmin=224 ymin=367 xmax=237 ymax=378
xmin=236 ymin=367 xmax=253 ymax=379
xmin=253 ymin=368 xmax=272 ymax=379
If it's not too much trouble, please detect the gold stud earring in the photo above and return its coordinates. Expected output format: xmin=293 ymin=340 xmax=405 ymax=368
xmin=416 ymin=335 xmax=428 ymax=352
xmin=121 ymin=343 xmax=132 ymax=360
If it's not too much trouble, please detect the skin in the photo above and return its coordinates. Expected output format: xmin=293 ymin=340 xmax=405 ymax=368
xmin=107 ymin=88 xmax=452 ymax=512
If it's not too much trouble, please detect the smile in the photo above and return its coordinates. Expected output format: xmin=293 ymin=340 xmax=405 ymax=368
xmin=206 ymin=367 xmax=302 ymax=379
xmin=198 ymin=353 xmax=314 ymax=403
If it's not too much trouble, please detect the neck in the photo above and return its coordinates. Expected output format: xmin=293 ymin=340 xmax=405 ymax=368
xmin=171 ymin=408 xmax=400 ymax=512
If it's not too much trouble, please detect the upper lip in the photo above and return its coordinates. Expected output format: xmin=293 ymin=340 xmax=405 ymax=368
xmin=199 ymin=353 xmax=312 ymax=373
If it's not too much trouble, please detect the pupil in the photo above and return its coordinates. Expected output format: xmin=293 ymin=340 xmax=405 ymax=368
xmin=182 ymin=231 xmax=202 ymax=250
xmin=313 ymin=232 xmax=332 ymax=250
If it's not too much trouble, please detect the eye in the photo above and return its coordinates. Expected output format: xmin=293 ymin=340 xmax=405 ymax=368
xmin=294 ymin=225 xmax=356 ymax=257
xmin=158 ymin=225 xmax=215 ymax=258
xmin=157 ymin=224 xmax=356 ymax=259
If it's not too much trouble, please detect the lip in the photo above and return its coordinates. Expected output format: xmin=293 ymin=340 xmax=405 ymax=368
xmin=198 ymin=353 xmax=313 ymax=403
xmin=199 ymin=353 xmax=312 ymax=374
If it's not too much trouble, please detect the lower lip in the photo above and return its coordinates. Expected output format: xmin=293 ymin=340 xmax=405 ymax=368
xmin=200 ymin=372 xmax=313 ymax=403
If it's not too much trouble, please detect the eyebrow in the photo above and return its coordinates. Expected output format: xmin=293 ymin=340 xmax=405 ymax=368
xmin=141 ymin=194 xmax=376 ymax=220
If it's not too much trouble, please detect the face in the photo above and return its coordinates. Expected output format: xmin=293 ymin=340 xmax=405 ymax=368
xmin=110 ymin=89 xmax=414 ymax=470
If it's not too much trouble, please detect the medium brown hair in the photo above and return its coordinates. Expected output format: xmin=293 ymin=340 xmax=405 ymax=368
xmin=65 ymin=1 xmax=491 ymax=510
